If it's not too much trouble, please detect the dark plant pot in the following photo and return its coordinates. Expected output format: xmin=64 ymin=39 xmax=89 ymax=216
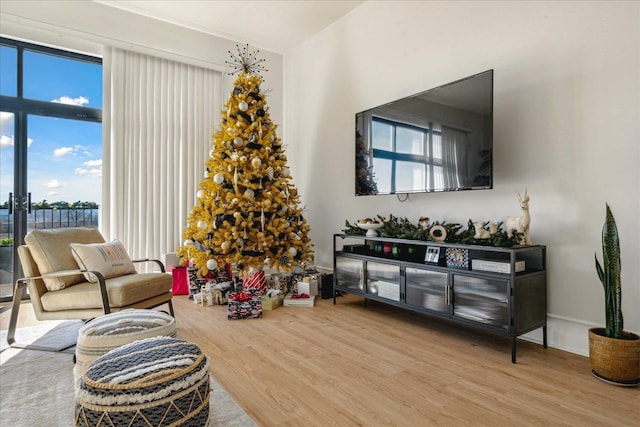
xmin=588 ymin=327 xmax=640 ymax=386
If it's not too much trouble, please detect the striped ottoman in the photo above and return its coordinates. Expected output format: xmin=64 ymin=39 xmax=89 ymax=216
xmin=75 ymin=309 xmax=176 ymax=379
xmin=75 ymin=336 xmax=210 ymax=427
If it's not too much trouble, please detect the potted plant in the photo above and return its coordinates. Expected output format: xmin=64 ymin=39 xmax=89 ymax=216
xmin=0 ymin=237 xmax=13 ymax=273
xmin=589 ymin=204 xmax=639 ymax=386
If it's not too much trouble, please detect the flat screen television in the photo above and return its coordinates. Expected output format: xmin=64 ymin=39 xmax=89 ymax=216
xmin=355 ymin=69 xmax=493 ymax=196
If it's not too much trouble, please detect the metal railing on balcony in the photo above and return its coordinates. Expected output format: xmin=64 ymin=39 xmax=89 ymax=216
xmin=0 ymin=206 xmax=100 ymax=240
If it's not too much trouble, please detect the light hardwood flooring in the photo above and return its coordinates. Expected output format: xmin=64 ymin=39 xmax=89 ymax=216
xmin=176 ymin=294 xmax=638 ymax=426
xmin=2 ymin=295 xmax=638 ymax=426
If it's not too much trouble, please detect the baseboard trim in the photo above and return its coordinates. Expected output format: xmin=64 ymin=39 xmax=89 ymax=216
xmin=520 ymin=314 xmax=598 ymax=357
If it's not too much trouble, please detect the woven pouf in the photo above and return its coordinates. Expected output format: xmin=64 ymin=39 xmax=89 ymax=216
xmin=75 ymin=336 xmax=210 ymax=427
xmin=75 ymin=309 xmax=177 ymax=379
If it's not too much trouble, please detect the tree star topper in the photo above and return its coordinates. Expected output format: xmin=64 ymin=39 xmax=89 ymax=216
xmin=226 ymin=44 xmax=268 ymax=77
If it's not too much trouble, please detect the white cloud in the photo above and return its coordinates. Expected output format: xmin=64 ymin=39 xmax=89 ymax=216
xmin=51 ymin=96 xmax=89 ymax=106
xmin=84 ymin=159 xmax=102 ymax=167
xmin=0 ymin=136 xmax=33 ymax=147
xmin=0 ymin=135 xmax=12 ymax=147
xmin=44 ymin=179 xmax=61 ymax=189
xmin=76 ymin=163 xmax=101 ymax=178
xmin=47 ymin=191 xmax=59 ymax=197
xmin=0 ymin=111 xmax=13 ymax=126
xmin=54 ymin=147 xmax=74 ymax=157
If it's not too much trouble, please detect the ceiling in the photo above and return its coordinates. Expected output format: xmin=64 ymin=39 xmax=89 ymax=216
xmin=95 ymin=0 xmax=365 ymax=53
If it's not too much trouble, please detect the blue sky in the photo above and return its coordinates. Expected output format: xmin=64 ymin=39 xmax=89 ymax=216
xmin=0 ymin=47 xmax=103 ymax=204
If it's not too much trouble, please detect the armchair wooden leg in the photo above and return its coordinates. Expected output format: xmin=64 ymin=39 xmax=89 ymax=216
xmin=6 ymin=278 xmax=76 ymax=354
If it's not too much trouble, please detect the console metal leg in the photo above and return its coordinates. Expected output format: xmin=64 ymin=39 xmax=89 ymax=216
xmin=511 ymin=337 xmax=517 ymax=364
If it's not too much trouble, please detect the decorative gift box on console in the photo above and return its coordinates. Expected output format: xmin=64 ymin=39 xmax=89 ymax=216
xmin=227 ymin=289 xmax=263 ymax=319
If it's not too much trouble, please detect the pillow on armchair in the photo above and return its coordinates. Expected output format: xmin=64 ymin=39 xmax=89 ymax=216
xmin=71 ymin=240 xmax=137 ymax=283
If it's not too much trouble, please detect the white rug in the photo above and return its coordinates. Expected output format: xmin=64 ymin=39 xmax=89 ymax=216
xmin=0 ymin=321 xmax=256 ymax=426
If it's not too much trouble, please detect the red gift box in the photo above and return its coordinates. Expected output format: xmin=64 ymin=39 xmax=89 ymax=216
xmin=227 ymin=289 xmax=263 ymax=320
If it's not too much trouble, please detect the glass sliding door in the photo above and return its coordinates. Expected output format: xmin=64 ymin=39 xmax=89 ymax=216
xmin=0 ymin=112 xmax=16 ymax=300
xmin=0 ymin=37 xmax=102 ymax=302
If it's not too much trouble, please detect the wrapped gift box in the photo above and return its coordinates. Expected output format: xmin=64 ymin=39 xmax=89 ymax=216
xmin=188 ymin=263 xmax=233 ymax=298
xmin=194 ymin=281 xmax=232 ymax=306
xmin=297 ymin=276 xmax=318 ymax=297
xmin=261 ymin=294 xmax=284 ymax=310
xmin=283 ymin=294 xmax=315 ymax=308
xmin=227 ymin=289 xmax=263 ymax=319
xmin=160 ymin=252 xmax=180 ymax=271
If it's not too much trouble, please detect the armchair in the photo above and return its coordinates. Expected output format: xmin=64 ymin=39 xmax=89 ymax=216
xmin=7 ymin=227 xmax=174 ymax=352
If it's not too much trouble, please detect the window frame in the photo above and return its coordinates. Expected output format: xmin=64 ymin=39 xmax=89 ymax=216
xmin=0 ymin=37 xmax=102 ymax=122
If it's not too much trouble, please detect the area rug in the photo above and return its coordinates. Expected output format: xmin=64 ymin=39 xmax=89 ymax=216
xmin=0 ymin=321 xmax=256 ymax=426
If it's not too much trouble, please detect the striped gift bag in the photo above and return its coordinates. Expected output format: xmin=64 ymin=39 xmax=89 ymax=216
xmin=242 ymin=269 xmax=267 ymax=293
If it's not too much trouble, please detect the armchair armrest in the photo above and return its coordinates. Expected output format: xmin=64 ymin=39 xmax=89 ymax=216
xmin=132 ymin=258 xmax=167 ymax=273
xmin=16 ymin=269 xmax=110 ymax=314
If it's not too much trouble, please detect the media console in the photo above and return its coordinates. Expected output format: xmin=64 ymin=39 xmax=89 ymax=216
xmin=332 ymin=233 xmax=547 ymax=363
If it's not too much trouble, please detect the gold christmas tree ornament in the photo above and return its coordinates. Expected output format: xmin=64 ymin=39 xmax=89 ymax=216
xmin=178 ymin=45 xmax=313 ymax=275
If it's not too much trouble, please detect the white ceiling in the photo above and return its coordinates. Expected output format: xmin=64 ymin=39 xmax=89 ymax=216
xmin=95 ymin=0 xmax=364 ymax=53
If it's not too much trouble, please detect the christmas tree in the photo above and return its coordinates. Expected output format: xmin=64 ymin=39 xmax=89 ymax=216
xmin=178 ymin=45 xmax=313 ymax=276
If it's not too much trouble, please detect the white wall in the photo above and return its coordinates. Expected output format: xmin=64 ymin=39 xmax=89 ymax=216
xmin=285 ymin=1 xmax=639 ymax=356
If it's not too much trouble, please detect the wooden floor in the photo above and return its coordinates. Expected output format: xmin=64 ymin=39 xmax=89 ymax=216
xmin=175 ymin=294 xmax=639 ymax=426
xmin=2 ymin=295 xmax=639 ymax=426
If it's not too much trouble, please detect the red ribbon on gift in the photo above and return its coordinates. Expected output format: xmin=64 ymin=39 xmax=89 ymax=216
xmin=229 ymin=291 xmax=253 ymax=302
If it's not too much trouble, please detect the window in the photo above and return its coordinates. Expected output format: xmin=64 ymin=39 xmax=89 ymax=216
xmin=0 ymin=37 xmax=102 ymax=301
xmin=371 ymin=117 xmax=443 ymax=193
xmin=0 ymin=37 xmax=102 ymax=211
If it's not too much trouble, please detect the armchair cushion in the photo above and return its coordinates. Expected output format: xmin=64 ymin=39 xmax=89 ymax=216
xmin=40 ymin=273 xmax=172 ymax=311
xmin=71 ymin=240 xmax=136 ymax=282
xmin=24 ymin=227 xmax=105 ymax=291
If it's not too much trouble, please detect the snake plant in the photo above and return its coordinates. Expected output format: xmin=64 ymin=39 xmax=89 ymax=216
xmin=595 ymin=204 xmax=623 ymax=338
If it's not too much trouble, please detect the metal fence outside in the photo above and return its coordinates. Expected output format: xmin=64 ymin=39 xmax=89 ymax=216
xmin=0 ymin=207 xmax=100 ymax=240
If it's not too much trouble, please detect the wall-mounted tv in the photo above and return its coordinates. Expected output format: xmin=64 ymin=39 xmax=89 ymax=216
xmin=355 ymin=70 xmax=493 ymax=196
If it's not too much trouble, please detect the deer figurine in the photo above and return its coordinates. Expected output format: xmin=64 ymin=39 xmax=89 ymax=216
xmin=473 ymin=221 xmax=491 ymax=239
xmin=506 ymin=189 xmax=532 ymax=245
xmin=473 ymin=221 xmax=499 ymax=239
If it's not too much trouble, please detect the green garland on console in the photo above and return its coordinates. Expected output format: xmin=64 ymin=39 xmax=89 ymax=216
xmin=342 ymin=215 xmax=524 ymax=247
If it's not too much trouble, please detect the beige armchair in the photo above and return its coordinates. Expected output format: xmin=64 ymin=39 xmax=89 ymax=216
xmin=7 ymin=227 xmax=174 ymax=352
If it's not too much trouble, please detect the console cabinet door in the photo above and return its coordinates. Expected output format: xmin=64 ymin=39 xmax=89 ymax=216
xmin=451 ymin=274 xmax=509 ymax=330
xmin=405 ymin=267 xmax=449 ymax=315
xmin=366 ymin=261 xmax=400 ymax=301
xmin=335 ymin=255 xmax=364 ymax=293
